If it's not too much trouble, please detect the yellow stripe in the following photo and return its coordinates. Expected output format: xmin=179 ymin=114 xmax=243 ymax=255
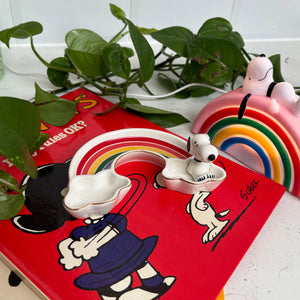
xmin=89 ymin=146 xmax=177 ymax=174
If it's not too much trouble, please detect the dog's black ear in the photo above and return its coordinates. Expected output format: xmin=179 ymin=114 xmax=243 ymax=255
xmin=187 ymin=137 xmax=191 ymax=153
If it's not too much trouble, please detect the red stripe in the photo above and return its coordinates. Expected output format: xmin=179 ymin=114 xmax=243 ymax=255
xmin=199 ymin=106 xmax=300 ymax=196
xmin=76 ymin=137 xmax=188 ymax=175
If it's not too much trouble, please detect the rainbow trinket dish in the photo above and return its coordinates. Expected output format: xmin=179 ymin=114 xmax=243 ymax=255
xmin=63 ymin=129 xmax=226 ymax=219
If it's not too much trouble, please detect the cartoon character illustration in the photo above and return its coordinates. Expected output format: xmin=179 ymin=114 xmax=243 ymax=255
xmin=58 ymin=213 xmax=176 ymax=300
xmin=11 ymin=160 xmax=75 ymax=234
xmin=186 ymin=191 xmax=230 ymax=244
xmin=12 ymin=162 xmax=176 ymax=299
xmin=184 ymin=136 xmax=229 ymax=243
xmin=240 ymin=54 xmax=300 ymax=118
xmin=186 ymin=134 xmax=219 ymax=182
xmin=153 ymin=136 xmax=229 ymax=244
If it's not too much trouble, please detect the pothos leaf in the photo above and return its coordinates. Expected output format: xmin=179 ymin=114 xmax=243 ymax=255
xmin=137 ymin=27 xmax=157 ymax=35
xmin=102 ymin=43 xmax=132 ymax=80
xmin=0 ymin=171 xmax=25 ymax=220
xmin=47 ymin=57 xmax=72 ymax=87
xmin=34 ymin=83 xmax=78 ymax=126
xmin=199 ymin=61 xmax=233 ymax=86
xmin=197 ymin=17 xmax=244 ymax=49
xmin=65 ymin=29 xmax=109 ymax=77
xmin=109 ymin=3 xmax=126 ymax=21
xmin=269 ymin=54 xmax=285 ymax=82
xmin=29 ymin=132 xmax=49 ymax=153
xmin=0 ymin=96 xmax=41 ymax=178
xmin=157 ymin=73 xmax=190 ymax=99
xmin=0 ymin=21 xmax=43 ymax=48
xmin=187 ymin=37 xmax=246 ymax=69
xmin=151 ymin=26 xmax=194 ymax=57
xmin=0 ymin=125 xmax=37 ymax=178
xmin=125 ymin=102 xmax=189 ymax=128
xmin=0 ymin=170 xmax=19 ymax=191
xmin=0 ymin=97 xmax=41 ymax=148
xmin=0 ymin=189 xmax=25 ymax=220
xmin=127 ymin=19 xmax=155 ymax=83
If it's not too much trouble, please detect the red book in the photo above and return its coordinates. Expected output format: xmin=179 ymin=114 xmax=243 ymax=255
xmin=0 ymin=88 xmax=285 ymax=300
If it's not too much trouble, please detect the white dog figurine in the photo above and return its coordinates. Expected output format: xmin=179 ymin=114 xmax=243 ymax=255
xmin=186 ymin=134 xmax=218 ymax=182
xmin=243 ymin=54 xmax=300 ymax=117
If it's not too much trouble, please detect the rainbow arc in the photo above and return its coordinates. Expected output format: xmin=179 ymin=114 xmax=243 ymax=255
xmin=192 ymin=90 xmax=300 ymax=197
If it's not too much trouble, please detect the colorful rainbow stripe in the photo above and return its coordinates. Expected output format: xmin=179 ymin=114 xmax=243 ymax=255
xmin=192 ymin=89 xmax=300 ymax=198
xmin=70 ymin=130 xmax=189 ymax=176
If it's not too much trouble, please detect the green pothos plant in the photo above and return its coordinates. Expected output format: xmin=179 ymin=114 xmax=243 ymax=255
xmin=0 ymin=3 xmax=292 ymax=219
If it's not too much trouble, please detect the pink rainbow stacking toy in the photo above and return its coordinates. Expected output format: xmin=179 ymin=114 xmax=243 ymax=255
xmin=192 ymin=55 xmax=300 ymax=198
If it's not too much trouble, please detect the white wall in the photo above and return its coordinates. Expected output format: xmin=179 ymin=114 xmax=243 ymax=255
xmin=1 ymin=0 xmax=300 ymax=45
xmin=0 ymin=0 xmax=299 ymax=85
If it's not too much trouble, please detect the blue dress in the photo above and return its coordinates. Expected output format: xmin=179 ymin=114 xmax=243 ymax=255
xmin=71 ymin=213 xmax=158 ymax=290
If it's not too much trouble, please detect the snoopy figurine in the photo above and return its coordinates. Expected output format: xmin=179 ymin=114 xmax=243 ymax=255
xmin=242 ymin=54 xmax=300 ymax=117
xmin=186 ymin=134 xmax=218 ymax=182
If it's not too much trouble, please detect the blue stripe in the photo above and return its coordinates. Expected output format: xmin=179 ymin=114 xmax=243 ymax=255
xmin=221 ymin=137 xmax=272 ymax=179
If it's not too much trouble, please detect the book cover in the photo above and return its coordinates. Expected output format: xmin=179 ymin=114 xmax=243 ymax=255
xmin=0 ymin=88 xmax=285 ymax=300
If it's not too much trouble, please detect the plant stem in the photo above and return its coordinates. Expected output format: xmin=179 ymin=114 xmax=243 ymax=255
xmin=30 ymin=36 xmax=76 ymax=74
xmin=142 ymin=83 xmax=154 ymax=95
xmin=241 ymin=47 xmax=252 ymax=62
xmin=0 ymin=178 xmax=22 ymax=194
xmin=80 ymin=74 xmax=107 ymax=92
xmin=109 ymin=23 xmax=128 ymax=43
xmin=178 ymin=58 xmax=189 ymax=85
xmin=93 ymin=103 xmax=121 ymax=115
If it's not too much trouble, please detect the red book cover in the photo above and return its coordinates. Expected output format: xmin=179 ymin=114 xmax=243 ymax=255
xmin=0 ymin=88 xmax=285 ymax=300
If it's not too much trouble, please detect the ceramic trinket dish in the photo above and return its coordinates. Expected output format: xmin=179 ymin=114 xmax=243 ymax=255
xmin=63 ymin=129 xmax=226 ymax=219
xmin=192 ymin=55 xmax=300 ymax=198
xmin=162 ymin=134 xmax=226 ymax=194
xmin=63 ymin=170 xmax=131 ymax=219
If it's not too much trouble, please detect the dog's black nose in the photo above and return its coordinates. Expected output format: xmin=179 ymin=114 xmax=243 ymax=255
xmin=208 ymin=154 xmax=215 ymax=161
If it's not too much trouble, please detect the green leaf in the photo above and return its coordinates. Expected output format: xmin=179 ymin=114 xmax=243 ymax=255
xmin=65 ymin=29 xmax=109 ymax=77
xmin=127 ymin=19 xmax=155 ymax=83
xmin=187 ymin=37 xmax=246 ymax=69
xmin=137 ymin=27 xmax=157 ymax=35
xmin=0 ymin=170 xmax=19 ymax=192
xmin=103 ymin=43 xmax=131 ymax=80
xmin=109 ymin=3 xmax=126 ymax=21
xmin=0 ymin=21 xmax=43 ymax=48
xmin=269 ymin=54 xmax=285 ymax=82
xmin=34 ymin=83 xmax=77 ymax=126
xmin=47 ymin=57 xmax=72 ymax=87
xmin=157 ymin=73 xmax=190 ymax=99
xmin=151 ymin=26 xmax=194 ymax=57
xmin=0 ymin=97 xmax=41 ymax=177
xmin=199 ymin=61 xmax=233 ymax=86
xmin=197 ymin=17 xmax=244 ymax=49
xmin=125 ymin=102 xmax=189 ymax=128
xmin=0 ymin=170 xmax=26 ymax=219
xmin=181 ymin=61 xmax=226 ymax=96
xmin=0 ymin=190 xmax=25 ymax=220
xmin=198 ymin=17 xmax=232 ymax=36
xmin=188 ymin=85 xmax=216 ymax=97
xmin=0 ymin=97 xmax=41 ymax=148
xmin=122 ymin=47 xmax=134 ymax=58
xmin=0 ymin=125 xmax=37 ymax=177
xmin=29 ymin=132 xmax=49 ymax=153
xmin=121 ymin=97 xmax=140 ymax=108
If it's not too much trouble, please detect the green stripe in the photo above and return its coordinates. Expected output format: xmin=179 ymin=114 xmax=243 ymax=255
xmin=208 ymin=117 xmax=292 ymax=189
xmin=96 ymin=152 xmax=124 ymax=173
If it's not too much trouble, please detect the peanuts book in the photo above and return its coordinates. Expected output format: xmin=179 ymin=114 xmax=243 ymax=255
xmin=0 ymin=88 xmax=286 ymax=300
